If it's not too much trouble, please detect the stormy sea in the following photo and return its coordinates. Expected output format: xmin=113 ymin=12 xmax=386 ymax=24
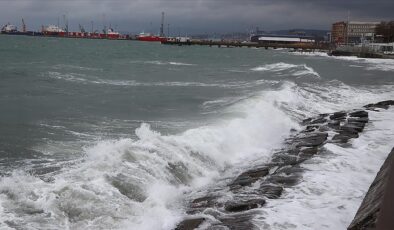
xmin=1 ymin=35 xmax=394 ymax=230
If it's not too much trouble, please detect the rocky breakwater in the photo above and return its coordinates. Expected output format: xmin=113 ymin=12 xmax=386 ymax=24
xmin=175 ymin=100 xmax=394 ymax=230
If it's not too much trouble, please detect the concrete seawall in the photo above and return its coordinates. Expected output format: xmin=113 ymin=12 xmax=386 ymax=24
xmin=348 ymin=147 xmax=394 ymax=230
xmin=175 ymin=100 xmax=394 ymax=229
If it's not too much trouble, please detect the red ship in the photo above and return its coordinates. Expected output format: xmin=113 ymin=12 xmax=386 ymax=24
xmin=137 ymin=32 xmax=167 ymax=42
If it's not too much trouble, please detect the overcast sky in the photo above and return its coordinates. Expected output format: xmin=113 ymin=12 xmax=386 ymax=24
xmin=1 ymin=0 xmax=393 ymax=34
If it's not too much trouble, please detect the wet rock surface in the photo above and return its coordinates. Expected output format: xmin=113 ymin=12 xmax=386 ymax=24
xmin=225 ymin=199 xmax=266 ymax=212
xmin=174 ymin=101 xmax=394 ymax=230
xmin=175 ymin=218 xmax=206 ymax=230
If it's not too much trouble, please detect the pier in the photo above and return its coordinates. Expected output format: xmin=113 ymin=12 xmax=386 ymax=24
xmin=161 ymin=39 xmax=330 ymax=51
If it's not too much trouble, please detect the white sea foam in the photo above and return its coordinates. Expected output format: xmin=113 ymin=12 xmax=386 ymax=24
xmin=288 ymin=51 xmax=329 ymax=57
xmin=255 ymin=108 xmax=394 ymax=230
xmin=292 ymin=65 xmax=321 ymax=78
xmin=251 ymin=63 xmax=321 ymax=78
xmin=47 ymin=71 xmax=273 ymax=89
xmin=142 ymin=61 xmax=196 ymax=66
xmin=290 ymin=51 xmax=394 ymax=72
xmin=52 ymin=64 xmax=103 ymax=72
xmin=251 ymin=63 xmax=299 ymax=72
xmin=48 ymin=71 xmax=89 ymax=83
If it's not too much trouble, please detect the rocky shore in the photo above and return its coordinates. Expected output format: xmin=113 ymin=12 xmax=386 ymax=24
xmin=175 ymin=100 xmax=394 ymax=230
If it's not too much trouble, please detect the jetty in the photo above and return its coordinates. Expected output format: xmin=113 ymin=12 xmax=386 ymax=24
xmin=161 ymin=39 xmax=330 ymax=51
xmin=329 ymin=43 xmax=394 ymax=59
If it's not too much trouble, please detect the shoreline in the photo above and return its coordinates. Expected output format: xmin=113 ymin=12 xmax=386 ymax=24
xmin=175 ymin=100 xmax=394 ymax=230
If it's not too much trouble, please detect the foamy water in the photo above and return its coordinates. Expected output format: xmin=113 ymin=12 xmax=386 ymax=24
xmin=289 ymin=51 xmax=394 ymax=72
xmin=251 ymin=63 xmax=321 ymax=78
xmin=256 ymin=108 xmax=394 ymax=230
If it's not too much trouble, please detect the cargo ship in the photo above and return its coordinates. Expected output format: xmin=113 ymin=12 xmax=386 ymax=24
xmin=136 ymin=12 xmax=167 ymax=42
xmin=106 ymin=28 xmax=121 ymax=39
xmin=1 ymin=23 xmax=18 ymax=34
xmin=42 ymin=25 xmax=66 ymax=37
xmin=1 ymin=22 xmax=42 ymax=36
xmin=137 ymin=32 xmax=167 ymax=42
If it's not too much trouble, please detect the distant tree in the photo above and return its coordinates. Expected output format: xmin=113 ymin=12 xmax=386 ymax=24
xmin=375 ymin=21 xmax=394 ymax=43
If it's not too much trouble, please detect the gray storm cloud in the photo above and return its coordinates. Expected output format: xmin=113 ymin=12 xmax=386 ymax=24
xmin=1 ymin=0 xmax=393 ymax=34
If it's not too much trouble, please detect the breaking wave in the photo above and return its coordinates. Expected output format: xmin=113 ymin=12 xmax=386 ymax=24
xmin=251 ymin=62 xmax=321 ymax=78
xmin=0 ymin=83 xmax=301 ymax=229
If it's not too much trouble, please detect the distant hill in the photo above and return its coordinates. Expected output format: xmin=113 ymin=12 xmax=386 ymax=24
xmin=270 ymin=29 xmax=329 ymax=37
xmin=190 ymin=29 xmax=330 ymax=41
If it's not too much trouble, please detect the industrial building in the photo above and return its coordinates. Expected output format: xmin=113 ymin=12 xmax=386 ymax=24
xmin=331 ymin=21 xmax=347 ymax=44
xmin=250 ymin=34 xmax=315 ymax=44
xmin=331 ymin=21 xmax=380 ymax=44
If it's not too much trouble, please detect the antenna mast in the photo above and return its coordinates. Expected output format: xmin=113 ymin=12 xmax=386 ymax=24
xmin=21 ymin=18 xmax=26 ymax=32
xmin=63 ymin=14 xmax=68 ymax=34
xmin=160 ymin=12 xmax=165 ymax=37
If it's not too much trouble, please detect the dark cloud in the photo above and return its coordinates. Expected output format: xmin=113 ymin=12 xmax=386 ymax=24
xmin=0 ymin=0 xmax=393 ymax=34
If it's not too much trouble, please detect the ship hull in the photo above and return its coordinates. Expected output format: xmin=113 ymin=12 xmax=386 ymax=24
xmin=137 ymin=36 xmax=167 ymax=42
xmin=1 ymin=31 xmax=43 ymax=36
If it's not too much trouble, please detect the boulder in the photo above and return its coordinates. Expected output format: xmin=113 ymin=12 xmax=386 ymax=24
xmin=329 ymin=111 xmax=347 ymax=120
xmin=299 ymin=147 xmax=318 ymax=157
xmin=276 ymin=165 xmax=304 ymax=175
xmin=191 ymin=196 xmax=218 ymax=209
xmin=364 ymin=100 xmax=394 ymax=109
xmin=347 ymin=117 xmax=369 ymax=123
xmin=327 ymin=120 xmax=340 ymax=129
xmin=349 ymin=110 xmax=368 ymax=118
xmin=230 ymin=167 xmax=269 ymax=187
xmin=224 ymin=199 xmax=265 ymax=212
xmin=305 ymin=125 xmax=320 ymax=132
xmin=268 ymin=175 xmax=300 ymax=186
xmin=259 ymin=185 xmax=284 ymax=199
xmin=332 ymin=134 xmax=352 ymax=143
xmin=338 ymin=130 xmax=359 ymax=138
xmin=340 ymin=124 xmax=363 ymax=133
xmin=272 ymin=154 xmax=303 ymax=166
xmin=175 ymin=218 xmax=206 ymax=230
xmin=346 ymin=122 xmax=366 ymax=132
xmin=296 ymin=133 xmax=328 ymax=148
xmin=310 ymin=117 xmax=327 ymax=125
xmin=301 ymin=118 xmax=312 ymax=125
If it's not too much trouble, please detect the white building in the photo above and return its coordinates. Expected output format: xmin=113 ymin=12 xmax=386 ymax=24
xmin=347 ymin=21 xmax=380 ymax=43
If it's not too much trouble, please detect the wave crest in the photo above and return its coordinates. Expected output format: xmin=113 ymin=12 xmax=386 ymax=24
xmin=251 ymin=62 xmax=321 ymax=78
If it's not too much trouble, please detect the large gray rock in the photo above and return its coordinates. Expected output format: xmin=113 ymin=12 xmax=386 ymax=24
xmin=329 ymin=111 xmax=347 ymax=120
xmin=175 ymin=218 xmax=206 ymax=230
xmin=230 ymin=167 xmax=269 ymax=188
xmin=259 ymin=185 xmax=284 ymax=199
xmin=349 ymin=110 xmax=368 ymax=118
xmin=364 ymin=100 xmax=394 ymax=109
xmin=224 ymin=199 xmax=265 ymax=212
xmin=296 ymin=132 xmax=328 ymax=148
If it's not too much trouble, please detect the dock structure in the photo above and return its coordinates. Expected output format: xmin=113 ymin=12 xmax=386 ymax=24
xmin=161 ymin=39 xmax=330 ymax=51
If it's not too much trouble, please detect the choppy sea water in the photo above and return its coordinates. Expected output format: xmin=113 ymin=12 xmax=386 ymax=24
xmin=0 ymin=35 xmax=394 ymax=230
